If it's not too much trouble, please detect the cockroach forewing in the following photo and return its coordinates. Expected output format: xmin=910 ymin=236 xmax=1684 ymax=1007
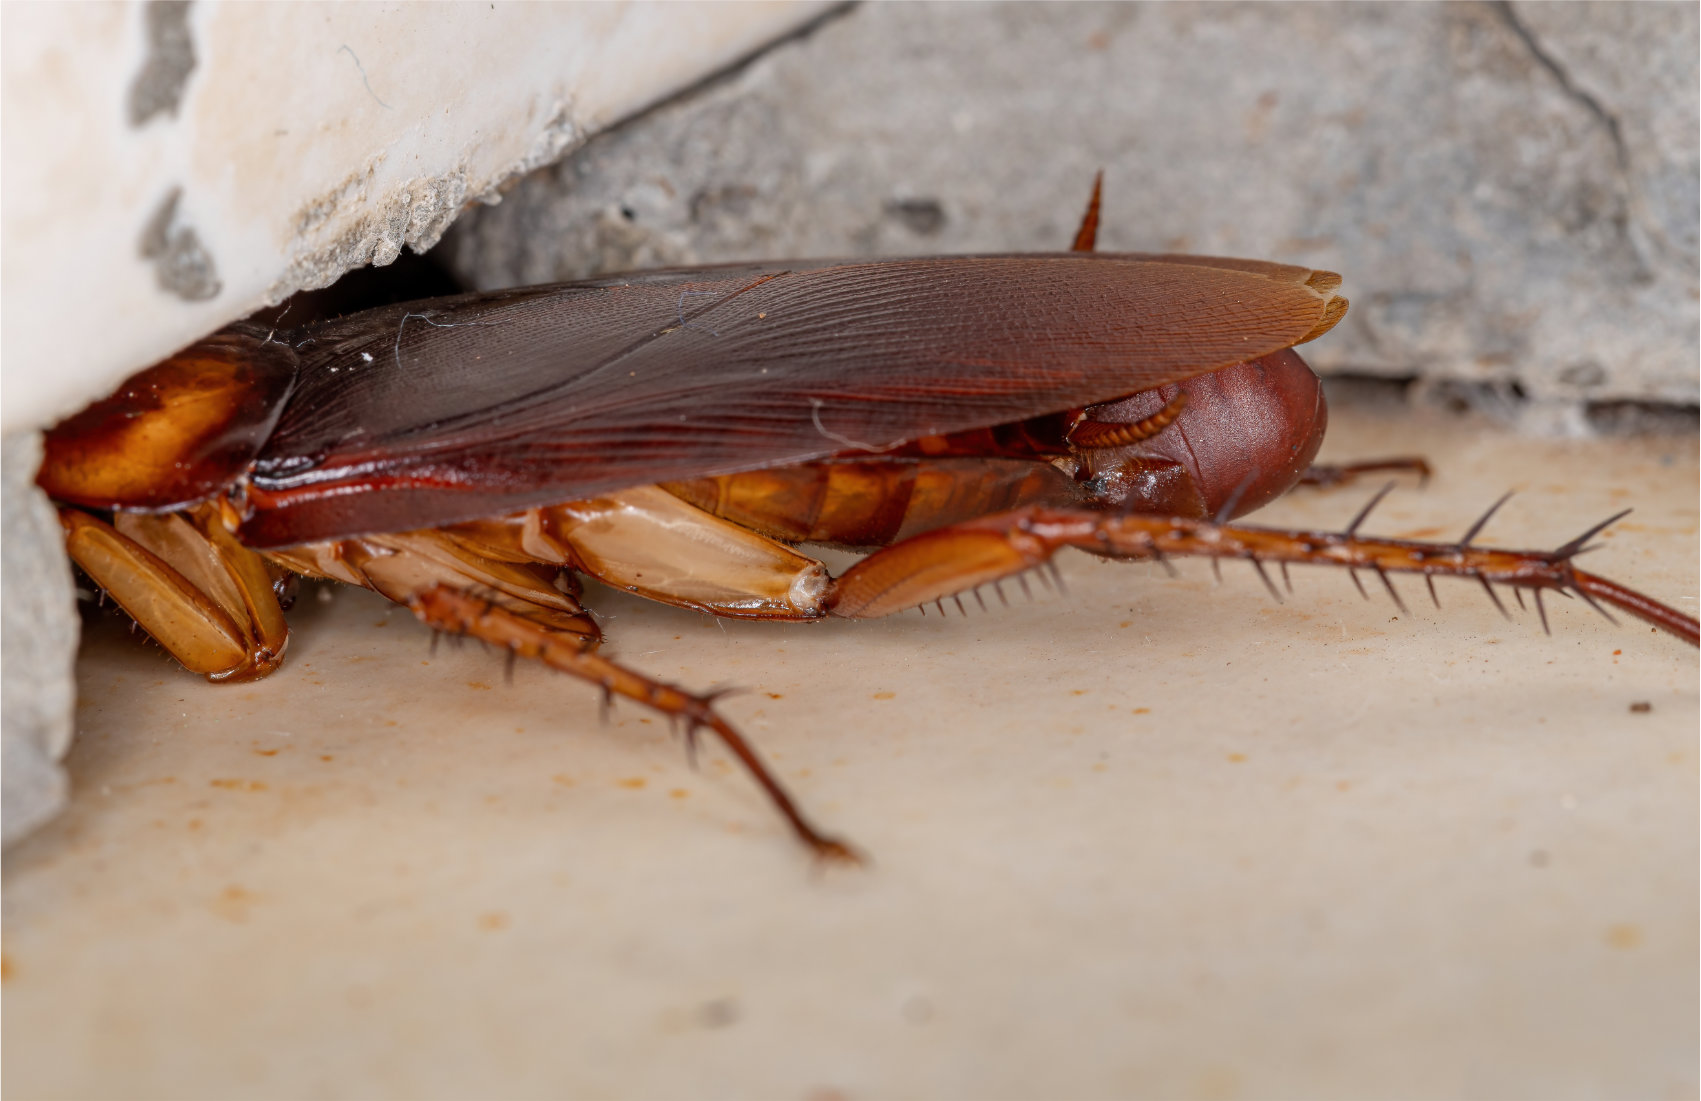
xmin=39 ymin=329 xmax=297 ymax=512
xmin=241 ymin=254 xmax=1342 ymax=547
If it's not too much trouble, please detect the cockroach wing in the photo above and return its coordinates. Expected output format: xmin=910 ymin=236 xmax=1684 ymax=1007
xmin=244 ymin=254 xmax=1343 ymax=547
xmin=41 ymin=328 xmax=297 ymax=512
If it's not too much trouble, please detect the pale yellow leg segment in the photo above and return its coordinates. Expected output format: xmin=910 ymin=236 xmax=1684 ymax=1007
xmin=195 ymin=509 xmax=291 ymax=661
xmin=61 ymin=510 xmax=260 ymax=678
xmin=445 ymin=486 xmax=832 ymax=620
xmin=827 ymin=525 xmax=1040 ymax=619
xmin=266 ymin=531 xmax=599 ymax=641
xmin=114 ymin=505 xmax=291 ymax=675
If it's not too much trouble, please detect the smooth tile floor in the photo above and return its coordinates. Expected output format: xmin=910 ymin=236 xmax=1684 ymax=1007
xmin=5 ymin=407 xmax=1696 ymax=1099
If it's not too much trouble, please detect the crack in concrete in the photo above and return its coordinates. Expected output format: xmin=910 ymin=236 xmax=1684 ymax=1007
xmin=1493 ymin=2 xmax=1628 ymax=170
xmin=1493 ymin=1 xmax=1662 ymax=280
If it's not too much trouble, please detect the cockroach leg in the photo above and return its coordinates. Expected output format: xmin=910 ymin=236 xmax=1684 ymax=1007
xmin=1374 ymin=565 xmax=1407 ymax=613
xmin=1344 ymin=482 xmax=1396 ymax=536
xmin=1476 ymin=573 xmax=1512 ymax=620
xmin=267 ymin=529 xmax=602 ymax=643
xmin=1070 ymin=171 xmax=1104 ymax=252
xmin=60 ymin=509 xmax=287 ymax=679
xmin=1552 ymin=508 xmax=1634 ymax=559
xmin=409 ymin=585 xmax=863 ymax=865
xmin=1573 ymin=570 xmax=1694 ymax=636
xmin=1298 ymin=457 xmax=1432 ymax=488
xmin=1570 ymin=576 xmax=1621 ymax=627
xmin=442 ymin=488 xmax=831 ymax=621
xmin=1067 ymin=393 xmax=1188 ymax=450
xmin=1459 ymin=493 xmax=1515 ymax=548
xmin=826 ymin=503 xmax=1700 ymax=647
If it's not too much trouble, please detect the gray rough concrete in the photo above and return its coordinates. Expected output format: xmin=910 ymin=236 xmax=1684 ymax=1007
xmin=2 ymin=433 xmax=79 ymax=845
xmin=444 ymin=1 xmax=1699 ymax=435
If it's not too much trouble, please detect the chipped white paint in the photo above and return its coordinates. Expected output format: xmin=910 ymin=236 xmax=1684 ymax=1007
xmin=0 ymin=1 xmax=832 ymax=434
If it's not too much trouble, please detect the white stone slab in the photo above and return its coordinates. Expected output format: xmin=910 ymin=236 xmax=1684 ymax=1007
xmin=1 ymin=1 xmax=832 ymax=433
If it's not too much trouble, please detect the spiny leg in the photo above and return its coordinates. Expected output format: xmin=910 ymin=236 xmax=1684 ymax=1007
xmin=409 ymin=585 xmax=862 ymax=864
xmin=827 ymin=499 xmax=1699 ymax=647
xmin=269 ymin=529 xmax=602 ymax=643
xmin=1298 ymin=457 xmax=1432 ymax=488
xmin=1070 ymin=170 xmax=1104 ymax=252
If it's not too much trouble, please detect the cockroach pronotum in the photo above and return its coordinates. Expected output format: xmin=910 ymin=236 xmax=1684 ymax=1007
xmin=38 ymin=179 xmax=1699 ymax=862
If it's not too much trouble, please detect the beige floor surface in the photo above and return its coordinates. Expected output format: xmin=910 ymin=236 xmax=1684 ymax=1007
xmin=4 ymin=408 xmax=1697 ymax=1100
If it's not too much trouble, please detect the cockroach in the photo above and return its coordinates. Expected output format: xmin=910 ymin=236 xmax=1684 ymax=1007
xmin=39 ymin=178 xmax=1699 ymax=862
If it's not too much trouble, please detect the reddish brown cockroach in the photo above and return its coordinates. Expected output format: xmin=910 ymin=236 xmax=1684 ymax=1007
xmin=39 ymin=179 xmax=1699 ymax=861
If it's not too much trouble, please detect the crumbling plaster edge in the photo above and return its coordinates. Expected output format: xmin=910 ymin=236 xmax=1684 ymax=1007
xmin=266 ymin=100 xmax=586 ymax=303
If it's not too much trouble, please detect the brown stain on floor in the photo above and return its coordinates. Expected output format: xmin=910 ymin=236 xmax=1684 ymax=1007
xmin=1605 ymin=923 xmax=1643 ymax=950
xmin=213 ymin=884 xmax=258 ymax=923
xmin=209 ymin=779 xmax=268 ymax=792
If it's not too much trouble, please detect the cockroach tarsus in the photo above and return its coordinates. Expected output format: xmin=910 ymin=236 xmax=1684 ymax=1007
xmin=412 ymin=585 xmax=859 ymax=863
xmin=1297 ymin=456 xmax=1431 ymax=488
xmin=39 ymin=179 xmax=1700 ymax=863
